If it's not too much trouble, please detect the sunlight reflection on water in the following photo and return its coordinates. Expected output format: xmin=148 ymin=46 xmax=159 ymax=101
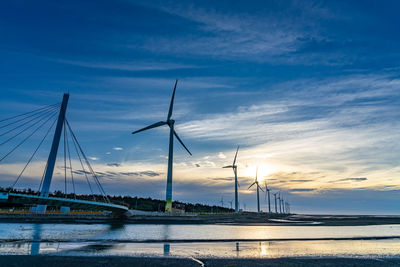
xmin=0 ymin=223 xmax=399 ymax=258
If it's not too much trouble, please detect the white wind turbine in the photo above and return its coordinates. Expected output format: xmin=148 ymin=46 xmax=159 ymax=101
xmin=131 ymin=80 xmax=192 ymax=212
xmin=264 ymin=181 xmax=271 ymax=213
xmin=248 ymin=167 xmax=264 ymax=213
xmin=223 ymin=146 xmax=240 ymax=213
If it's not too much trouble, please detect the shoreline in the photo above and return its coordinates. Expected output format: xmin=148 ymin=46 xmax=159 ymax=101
xmin=3 ymin=235 xmax=400 ymax=243
xmin=0 ymin=213 xmax=400 ymax=226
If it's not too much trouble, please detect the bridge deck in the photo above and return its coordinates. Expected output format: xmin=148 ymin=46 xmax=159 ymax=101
xmin=0 ymin=193 xmax=128 ymax=214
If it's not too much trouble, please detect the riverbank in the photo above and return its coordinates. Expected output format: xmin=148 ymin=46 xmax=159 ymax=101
xmin=0 ymin=255 xmax=398 ymax=266
xmin=0 ymin=213 xmax=400 ymax=226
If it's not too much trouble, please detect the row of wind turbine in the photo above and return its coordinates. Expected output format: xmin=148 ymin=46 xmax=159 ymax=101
xmin=131 ymin=80 xmax=290 ymax=214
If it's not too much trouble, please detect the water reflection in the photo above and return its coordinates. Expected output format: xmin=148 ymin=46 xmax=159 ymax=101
xmin=2 ymin=239 xmax=400 ymax=258
xmin=1 ymin=223 xmax=400 ymax=258
xmin=2 ymin=223 xmax=400 ymax=242
xmin=27 ymin=223 xmax=125 ymax=256
xmin=163 ymin=225 xmax=170 ymax=256
xmin=30 ymin=224 xmax=41 ymax=255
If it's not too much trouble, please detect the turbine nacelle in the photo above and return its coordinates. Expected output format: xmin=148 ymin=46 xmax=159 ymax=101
xmin=131 ymin=81 xmax=191 ymax=156
xmin=248 ymin=181 xmax=264 ymax=192
xmin=248 ymin=167 xmax=264 ymax=192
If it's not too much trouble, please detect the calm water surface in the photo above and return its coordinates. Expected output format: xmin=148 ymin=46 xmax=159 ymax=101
xmin=0 ymin=223 xmax=399 ymax=258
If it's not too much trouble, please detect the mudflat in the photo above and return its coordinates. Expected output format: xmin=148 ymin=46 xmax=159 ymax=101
xmin=0 ymin=255 xmax=399 ymax=266
xmin=1 ymin=213 xmax=400 ymax=226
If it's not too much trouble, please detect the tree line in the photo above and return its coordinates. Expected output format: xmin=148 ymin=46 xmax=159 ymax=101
xmin=0 ymin=187 xmax=234 ymax=213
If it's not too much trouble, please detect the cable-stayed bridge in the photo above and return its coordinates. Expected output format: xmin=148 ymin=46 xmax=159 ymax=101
xmin=0 ymin=94 xmax=128 ymax=215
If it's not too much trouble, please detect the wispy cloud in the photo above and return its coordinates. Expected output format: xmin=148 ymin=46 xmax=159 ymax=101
xmin=335 ymin=177 xmax=368 ymax=182
xmin=49 ymin=58 xmax=199 ymax=71
xmin=107 ymin=163 xmax=121 ymax=167
xmin=131 ymin=1 xmax=347 ymax=64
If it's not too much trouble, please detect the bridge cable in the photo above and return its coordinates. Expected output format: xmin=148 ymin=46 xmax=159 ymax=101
xmin=65 ymin=119 xmax=109 ymax=203
xmin=37 ymin=159 xmax=48 ymax=194
xmin=65 ymin=124 xmax=76 ymax=199
xmin=63 ymin=120 xmax=67 ymax=195
xmin=0 ymin=108 xmax=59 ymax=147
xmin=0 ymin=102 xmax=60 ymax=123
xmin=0 ymin=104 xmax=59 ymax=131
xmin=70 ymin=127 xmax=96 ymax=201
xmin=0 ymin=111 xmax=58 ymax=163
xmin=8 ymin=116 xmax=58 ymax=191
xmin=66 ymin=120 xmax=107 ymax=202
xmin=0 ymin=106 xmax=58 ymax=138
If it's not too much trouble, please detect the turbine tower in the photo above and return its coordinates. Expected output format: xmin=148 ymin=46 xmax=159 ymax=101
xmin=272 ymin=192 xmax=278 ymax=213
xmin=248 ymin=167 xmax=264 ymax=213
xmin=131 ymin=80 xmax=192 ymax=212
xmin=264 ymin=181 xmax=271 ymax=213
xmin=278 ymin=192 xmax=282 ymax=214
xmin=223 ymin=146 xmax=240 ymax=213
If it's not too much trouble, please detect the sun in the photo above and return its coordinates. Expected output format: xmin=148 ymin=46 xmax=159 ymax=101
xmin=241 ymin=163 xmax=277 ymax=182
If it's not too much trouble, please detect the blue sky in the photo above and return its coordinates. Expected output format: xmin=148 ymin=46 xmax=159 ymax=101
xmin=1 ymin=0 xmax=400 ymax=214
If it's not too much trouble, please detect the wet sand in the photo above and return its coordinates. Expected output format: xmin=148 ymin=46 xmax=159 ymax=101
xmin=0 ymin=255 xmax=399 ymax=266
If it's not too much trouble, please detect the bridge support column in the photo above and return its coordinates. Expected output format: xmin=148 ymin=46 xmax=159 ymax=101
xmin=36 ymin=93 xmax=69 ymax=213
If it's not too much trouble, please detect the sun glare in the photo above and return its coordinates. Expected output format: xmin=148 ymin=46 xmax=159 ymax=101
xmin=241 ymin=163 xmax=277 ymax=182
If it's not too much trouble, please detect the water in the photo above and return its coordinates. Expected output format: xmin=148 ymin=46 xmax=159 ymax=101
xmin=0 ymin=223 xmax=399 ymax=258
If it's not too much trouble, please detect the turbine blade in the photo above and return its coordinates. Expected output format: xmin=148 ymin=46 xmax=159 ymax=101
xmin=167 ymin=80 xmax=178 ymax=121
xmin=173 ymin=130 xmax=192 ymax=155
xmin=132 ymin=121 xmax=166 ymax=135
xmin=255 ymin=167 xmax=258 ymax=181
xmin=223 ymin=165 xmax=233 ymax=168
xmin=258 ymin=185 xmax=264 ymax=192
xmin=248 ymin=182 xmax=256 ymax=190
xmin=233 ymin=145 xmax=239 ymax=165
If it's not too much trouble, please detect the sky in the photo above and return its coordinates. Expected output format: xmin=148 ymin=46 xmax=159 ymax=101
xmin=1 ymin=0 xmax=400 ymax=214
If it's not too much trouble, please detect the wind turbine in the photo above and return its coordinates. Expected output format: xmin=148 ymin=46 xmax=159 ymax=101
xmin=223 ymin=146 xmax=240 ymax=213
xmin=272 ymin=192 xmax=278 ymax=213
xmin=131 ymin=80 xmax=192 ymax=212
xmin=228 ymin=200 xmax=233 ymax=210
xmin=264 ymin=181 xmax=271 ymax=213
xmin=248 ymin=167 xmax=264 ymax=213
xmin=278 ymin=192 xmax=282 ymax=214
xmin=220 ymin=196 xmax=224 ymax=208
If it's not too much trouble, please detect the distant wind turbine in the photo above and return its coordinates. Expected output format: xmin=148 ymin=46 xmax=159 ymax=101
xmin=131 ymin=80 xmax=192 ymax=212
xmin=278 ymin=192 xmax=282 ymax=214
xmin=264 ymin=181 xmax=271 ymax=213
xmin=248 ymin=167 xmax=264 ymax=213
xmin=223 ymin=146 xmax=240 ymax=213
xmin=220 ymin=196 xmax=224 ymax=208
xmin=272 ymin=192 xmax=278 ymax=213
xmin=228 ymin=200 xmax=233 ymax=210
